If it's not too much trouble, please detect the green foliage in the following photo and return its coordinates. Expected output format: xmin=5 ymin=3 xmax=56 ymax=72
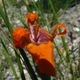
xmin=27 ymin=0 xmax=80 ymax=13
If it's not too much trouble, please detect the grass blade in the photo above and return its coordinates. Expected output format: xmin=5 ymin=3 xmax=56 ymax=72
xmin=0 ymin=0 xmax=13 ymax=34
xmin=0 ymin=38 xmax=18 ymax=79
xmin=15 ymin=50 xmax=26 ymax=80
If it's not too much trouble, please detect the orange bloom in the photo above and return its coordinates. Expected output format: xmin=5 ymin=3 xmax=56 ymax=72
xmin=13 ymin=12 xmax=67 ymax=77
xmin=13 ymin=26 xmax=30 ymax=48
xmin=26 ymin=13 xmax=38 ymax=25
xmin=26 ymin=41 xmax=56 ymax=76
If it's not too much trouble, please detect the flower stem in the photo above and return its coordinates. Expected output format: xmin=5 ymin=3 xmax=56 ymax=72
xmin=19 ymin=48 xmax=38 ymax=80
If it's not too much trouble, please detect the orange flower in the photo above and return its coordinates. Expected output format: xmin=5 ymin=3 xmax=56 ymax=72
xmin=13 ymin=12 xmax=67 ymax=77
xmin=26 ymin=41 xmax=56 ymax=76
xmin=26 ymin=13 xmax=38 ymax=25
xmin=13 ymin=26 xmax=30 ymax=48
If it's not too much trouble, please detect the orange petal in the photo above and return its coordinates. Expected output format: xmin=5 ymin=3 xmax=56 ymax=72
xmin=26 ymin=43 xmax=40 ymax=63
xmin=13 ymin=26 xmax=30 ymax=48
xmin=26 ymin=13 xmax=38 ymax=25
xmin=26 ymin=41 xmax=56 ymax=76
xmin=52 ymin=23 xmax=67 ymax=38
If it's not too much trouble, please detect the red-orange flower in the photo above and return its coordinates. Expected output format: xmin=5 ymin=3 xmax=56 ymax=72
xmin=13 ymin=26 xmax=30 ymax=48
xmin=26 ymin=13 xmax=38 ymax=25
xmin=13 ymin=12 xmax=67 ymax=77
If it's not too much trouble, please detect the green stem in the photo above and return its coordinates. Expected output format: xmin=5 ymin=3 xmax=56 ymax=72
xmin=15 ymin=50 xmax=26 ymax=80
xmin=53 ymin=41 xmax=65 ymax=66
xmin=78 ymin=42 xmax=80 ymax=75
xmin=19 ymin=48 xmax=38 ymax=80
xmin=21 ymin=0 xmax=28 ymax=9
xmin=49 ymin=0 xmax=70 ymax=62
